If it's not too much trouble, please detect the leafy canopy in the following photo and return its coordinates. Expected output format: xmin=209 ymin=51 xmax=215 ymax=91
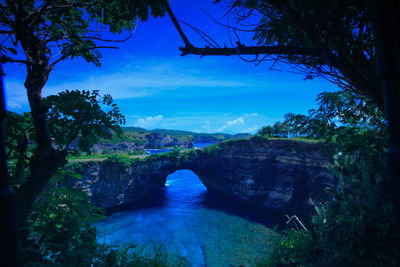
xmin=0 ymin=0 xmax=166 ymax=67
xmin=44 ymin=89 xmax=126 ymax=152
xmin=284 ymin=91 xmax=386 ymax=145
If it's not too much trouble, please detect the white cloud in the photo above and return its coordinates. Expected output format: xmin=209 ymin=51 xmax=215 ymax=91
xmin=125 ymin=113 xmax=276 ymax=134
xmin=42 ymin=59 xmax=251 ymax=101
xmin=218 ymin=113 xmax=259 ymax=132
xmin=222 ymin=117 xmax=245 ymax=129
xmin=133 ymin=115 xmax=164 ymax=129
xmin=244 ymin=125 xmax=260 ymax=133
xmin=4 ymin=81 xmax=29 ymax=112
xmin=245 ymin=112 xmax=259 ymax=117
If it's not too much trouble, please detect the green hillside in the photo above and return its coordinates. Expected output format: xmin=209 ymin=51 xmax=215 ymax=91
xmin=101 ymin=127 xmax=252 ymax=144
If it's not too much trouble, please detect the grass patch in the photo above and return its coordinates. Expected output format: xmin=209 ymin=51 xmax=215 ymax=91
xmin=267 ymin=137 xmax=325 ymax=143
xmin=67 ymin=154 xmax=107 ymax=160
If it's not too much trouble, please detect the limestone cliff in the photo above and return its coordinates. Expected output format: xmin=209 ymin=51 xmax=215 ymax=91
xmin=188 ymin=138 xmax=336 ymax=213
xmin=144 ymin=132 xmax=194 ymax=148
xmin=91 ymin=142 xmax=145 ymax=154
xmin=70 ymin=137 xmax=336 ymax=214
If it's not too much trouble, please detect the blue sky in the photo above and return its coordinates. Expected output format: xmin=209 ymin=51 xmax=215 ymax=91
xmin=2 ymin=0 xmax=338 ymax=134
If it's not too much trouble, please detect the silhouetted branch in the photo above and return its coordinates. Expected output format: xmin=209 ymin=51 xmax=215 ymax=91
xmin=49 ymin=46 xmax=118 ymax=68
xmin=179 ymin=44 xmax=319 ymax=57
xmin=0 ymin=30 xmax=13 ymax=34
xmin=163 ymin=0 xmax=192 ymax=48
xmin=201 ymin=8 xmax=254 ymax=32
xmin=177 ymin=19 xmax=220 ymax=48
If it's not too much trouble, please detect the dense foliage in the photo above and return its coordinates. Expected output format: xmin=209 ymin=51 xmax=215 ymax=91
xmin=3 ymin=91 xmax=189 ymax=266
xmin=5 ymin=90 xmax=125 ymax=185
xmin=259 ymin=91 xmax=399 ymax=266
xmin=196 ymin=0 xmax=380 ymax=111
xmin=0 ymin=0 xmax=166 ymax=67
xmin=257 ymin=121 xmax=290 ymax=138
xmin=0 ymin=0 xmax=167 ymax=233
xmin=19 ymin=167 xmax=187 ymax=266
xmin=45 ymin=89 xmax=126 ymax=153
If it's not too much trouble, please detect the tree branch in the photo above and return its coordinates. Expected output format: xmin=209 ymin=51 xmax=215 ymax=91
xmin=0 ymin=30 xmax=14 ymax=34
xmin=79 ymin=33 xmax=134 ymax=43
xmin=49 ymin=46 xmax=118 ymax=68
xmin=201 ymin=8 xmax=254 ymax=33
xmin=0 ymin=56 xmax=28 ymax=64
xmin=163 ymin=0 xmax=192 ymax=48
xmin=45 ymin=32 xmax=133 ymax=45
xmin=179 ymin=44 xmax=320 ymax=57
xmin=177 ymin=19 xmax=220 ymax=48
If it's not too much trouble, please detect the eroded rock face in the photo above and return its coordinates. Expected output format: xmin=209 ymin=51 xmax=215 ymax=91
xmin=189 ymin=138 xmax=336 ymax=214
xmin=144 ymin=133 xmax=194 ymax=148
xmin=69 ymin=159 xmax=179 ymax=209
xmin=70 ymin=138 xmax=336 ymax=214
xmin=91 ymin=142 xmax=145 ymax=154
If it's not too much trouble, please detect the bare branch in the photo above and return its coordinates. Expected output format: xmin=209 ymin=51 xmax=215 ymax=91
xmin=79 ymin=33 xmax=134 ymax=43
xmin=201 ymin=8 xmax=254 ymax=33
xmin=45 ymin=32 xmax=133 ymax=45
xmin=163 ymin=0 xmax=192 ymax=47
xmin=179 ymin=44 xmax=319 ymax=57
xmin=177 ymin=19 xmax=220 ymax=48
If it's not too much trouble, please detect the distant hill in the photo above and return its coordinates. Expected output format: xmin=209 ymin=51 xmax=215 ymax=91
xmin=101 ymin=127 xmax=252 ymax=145
xmin=92 ymin=127 xmax=253 ymax=153
xmin=105 ymin=127 xmax=253 ymax=144
xmin=134 ymin=128 xmax=252 ymax=143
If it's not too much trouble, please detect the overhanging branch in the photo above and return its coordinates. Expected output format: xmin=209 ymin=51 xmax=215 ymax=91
xmin=165 ymin=1 xmax=320 ymax=59
xmin=163 ymin=0 xmax=192 ymax=48
xmin=179 ymin=44 xmax=319 ymax=57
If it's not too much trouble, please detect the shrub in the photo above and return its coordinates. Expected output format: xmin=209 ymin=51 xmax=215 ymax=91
xmin=20 ymin=170 xmax=188 ymax=266
xmin=265 ymin=155 xmax=400 ymax=266
xmin=202 ymin=143 xmax=222 ymax=155
xmin=103 ymin=154 xmax=132 ymax=167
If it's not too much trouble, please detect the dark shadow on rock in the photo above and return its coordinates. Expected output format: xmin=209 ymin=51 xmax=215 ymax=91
xmin=199 ymin=189 xmax=287 ymax=229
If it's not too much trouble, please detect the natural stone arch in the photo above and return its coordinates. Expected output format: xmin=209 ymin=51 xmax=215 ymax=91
xmin=71 ymin=138 xmax=336 ymax=215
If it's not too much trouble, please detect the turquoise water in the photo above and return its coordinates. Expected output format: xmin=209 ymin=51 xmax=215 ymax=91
xmin=95 ymin=147 xmax=282 ymax=266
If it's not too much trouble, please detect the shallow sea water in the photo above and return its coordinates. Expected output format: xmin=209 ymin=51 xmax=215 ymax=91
xmin=95 ymin=147 xmax=282 ymax=266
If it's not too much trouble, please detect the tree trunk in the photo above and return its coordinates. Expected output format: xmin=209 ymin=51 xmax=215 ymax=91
xmin=15 ymin=147 xmax=67 ymax=228
xmin=375 ymin=0 xmax=400 ymax=232
xmin=11 ymin=13 xmax=69 ymax=228
xmin=15 ymin=72 xmax=67 ymax=229
xmin=12 ymin=134 xmax=28 ymax=183
xmin=0 ymin=63 xmax=18 ymax=266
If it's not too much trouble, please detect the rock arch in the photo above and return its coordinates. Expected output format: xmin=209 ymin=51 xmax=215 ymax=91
xmin=71 ymin=138 xmax=336 ymax=214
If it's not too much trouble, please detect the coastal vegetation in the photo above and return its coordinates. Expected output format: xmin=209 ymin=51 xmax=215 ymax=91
xmin=20 ymin=165 xmax=188 ymax=266
xmin=258 ymin=90 xmax=397 ymax=265
xmin=4 ymin=92 xmax=187 ymax=265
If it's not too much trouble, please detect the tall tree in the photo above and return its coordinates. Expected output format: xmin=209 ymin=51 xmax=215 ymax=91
xmin=0 ymin=0 xmax=166 ymax=227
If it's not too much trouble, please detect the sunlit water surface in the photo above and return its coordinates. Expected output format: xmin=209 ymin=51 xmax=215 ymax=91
xmin=95 ymin=144 xmax=282 ymax=266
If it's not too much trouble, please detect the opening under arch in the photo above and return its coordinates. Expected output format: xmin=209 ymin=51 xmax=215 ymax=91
xmin=164 ymin=169 xmax=207 ymax=211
